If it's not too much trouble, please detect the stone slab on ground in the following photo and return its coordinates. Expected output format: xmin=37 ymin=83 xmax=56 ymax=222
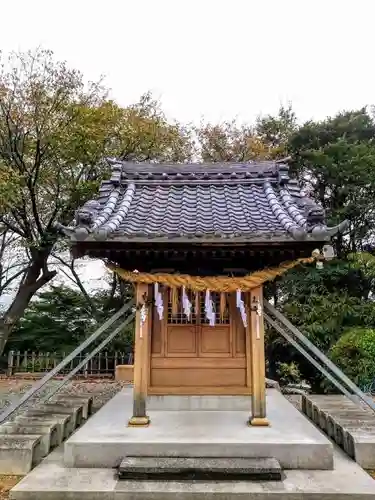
xmin=0 ymin=422 xmax=59 ymax=457
xmin=10 ymin=447 xmax=375 ymax=500
xmin=37 ymin=404 xmax=83 ymax=428
xmin=51 ymin=395 xmax=93 ymax=419
xmin=118 ymin=456 xmax=283 ymax=481
xmin=21 ymin=411 xmax=75 ymax=436
xmin=15 ymin=415 xmax=71 ymax=442
xmin=0 ymin=435 xmax=43 ymax=475
xmin=302 ymin=395 xmax=357 ymax=416
xmin=302 ymin=394 xmax=375 ymax=469
xmin=64 ymin=388 xmax=334 ymax=470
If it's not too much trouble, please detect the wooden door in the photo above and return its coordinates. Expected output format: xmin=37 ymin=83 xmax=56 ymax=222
xmin=149 ymin=291 xmax=250 ymax=395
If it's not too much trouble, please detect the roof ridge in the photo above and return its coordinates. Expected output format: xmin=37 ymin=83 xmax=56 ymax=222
xmin=105 ymin=158 xmax=290 ymax=185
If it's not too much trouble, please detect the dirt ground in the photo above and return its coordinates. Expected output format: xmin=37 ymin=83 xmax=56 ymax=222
xmin=0 ymin=476 xmax=22 ymax=500
xmin=0 ymin=379 xmax=32 ymax=391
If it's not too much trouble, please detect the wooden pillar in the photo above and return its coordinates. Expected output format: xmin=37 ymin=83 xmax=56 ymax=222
xmin=128 ymin=283 xmax=151 ymax=427
xmin=248 ymin=286 xmax=269 ymax=427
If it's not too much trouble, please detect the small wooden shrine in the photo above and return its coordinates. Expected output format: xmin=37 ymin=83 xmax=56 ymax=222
xmin=59 ymin=160 xmax=347 ymax=428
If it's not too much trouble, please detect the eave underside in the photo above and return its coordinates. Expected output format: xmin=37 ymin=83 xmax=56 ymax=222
xmin=72 ymin=241 xmax=320 ymax=274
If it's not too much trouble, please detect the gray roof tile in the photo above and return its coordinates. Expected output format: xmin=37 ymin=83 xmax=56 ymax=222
xmin=70 ymin=161 xmax=349 ymax=243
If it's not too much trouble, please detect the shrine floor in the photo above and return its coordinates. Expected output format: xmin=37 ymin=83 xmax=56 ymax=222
xmin=63 ymin=388 xmax=332 ymax=470
xmin=10 ymin=388 xmax=375 ymax=499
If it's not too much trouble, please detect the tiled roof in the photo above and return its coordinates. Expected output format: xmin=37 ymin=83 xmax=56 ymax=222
xmin=62 ymin=160 xmax=348 ymax=244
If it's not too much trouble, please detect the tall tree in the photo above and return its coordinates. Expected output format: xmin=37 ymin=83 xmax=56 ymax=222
xmin=288 ymin=109 xmax=375 ymax=255
xmin=0 ymin=49 xmax=193 ymax=354
xmin=256 ymin=103 xmax=297 ymax=152
xmin=197 ymin=105 xmax=297 ymax=162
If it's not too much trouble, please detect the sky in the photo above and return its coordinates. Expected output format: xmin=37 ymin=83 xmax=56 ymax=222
xmin=1 ymin=0 xmax=374 ymax=126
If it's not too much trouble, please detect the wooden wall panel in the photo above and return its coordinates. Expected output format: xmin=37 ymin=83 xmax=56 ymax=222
xmin=166 ymin=326 xmax=197 ymax=356
xmin=151 ymin=357 xmax=246 ymax=369
xmin=151 ymin=368 xmax=246 ymax=387
xmin=229 ymin=294 xmax=246 ymax=356
xmin=199 ymin=326 xmax=231 ymax=357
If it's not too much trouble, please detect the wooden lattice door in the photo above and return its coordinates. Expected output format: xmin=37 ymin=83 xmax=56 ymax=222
xmin=149 ymin=290 xmax=250 ymax=394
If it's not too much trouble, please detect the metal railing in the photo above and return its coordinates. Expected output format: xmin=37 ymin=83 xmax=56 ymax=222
xmin=0 ymin=300 xmax=135 ymax=424
xmin=264 ymin=300 xmax=375 ymax=414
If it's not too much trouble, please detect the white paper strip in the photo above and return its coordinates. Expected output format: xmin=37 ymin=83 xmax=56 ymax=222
xmin=139 ymin=303 xmax=147 ymax=338
xmin=182 ymin=286 xmax=192 ymax=320
xmin=205 ymin=289 xmax=215 ymax=326
xmin=236 ymin=289 xmax=247 ymax=328
xmin=154 ymin=283 xmax=164 ymax=320
xmin=255 ymin=299 xmax=262 ymax=339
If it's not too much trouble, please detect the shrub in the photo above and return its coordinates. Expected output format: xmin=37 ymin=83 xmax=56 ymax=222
xmin=275 ymin=361 xmax=301 ymax=386
xmin=330 ymin=327 xmax=375 ymax=389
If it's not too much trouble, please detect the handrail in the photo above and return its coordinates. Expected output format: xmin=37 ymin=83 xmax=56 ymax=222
xmin=264 ymin=300 xmax=375 ymax=413
xmin=44 ymin=312 xmax=135 ymax=401
xmin=0 ymin=300 xmax=134 ymax=424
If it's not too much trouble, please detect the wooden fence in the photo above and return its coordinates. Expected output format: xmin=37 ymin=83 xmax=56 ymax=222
xmin=6 ymin=350 xmax=133 ymax=377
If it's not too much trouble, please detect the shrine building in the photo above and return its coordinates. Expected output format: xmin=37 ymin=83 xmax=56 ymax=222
xmin=62 ymin=160 xmax=348 ymax=427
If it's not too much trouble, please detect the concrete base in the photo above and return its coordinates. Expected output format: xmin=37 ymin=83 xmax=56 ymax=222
xmin=10 ymin=447 xmax=375 ymax=500
xmin=148 ymin=395 xmax=251 ymax=411
xmin=64 ymin=388 xmax=334 ymax=470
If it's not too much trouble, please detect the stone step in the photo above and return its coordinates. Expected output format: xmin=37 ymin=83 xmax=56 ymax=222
xmin=37 ymin=403 xmax=84 ymax=427
xmin=302 ymin=394 xmax=375 ymax=468
xmin=118 ymin=456 xmax=283 ymax=481
xmin=24 ymin=409 xmax=78 ymax=434
xmin=10 ymin=448 xmax=375 ymax=500
xmin=52 ymin=395 xmax=94 ymax=419
xmin=16 ymin=413 xmax=73 ymax=440
xmin=0 ymin=434 xmax=43 ymax=475
xmin=0 ymin=422 xmax=59 ymax=457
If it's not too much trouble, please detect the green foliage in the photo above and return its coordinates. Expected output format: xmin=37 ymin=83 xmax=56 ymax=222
xmin=256 ymin=104 xmax=297 ymax=151
xmin=330 ymin=328 xmax=375 ymax=388
xmin=197 ymin=105 xmax=296 ymax=162
xmin=288 ymin=109 xmax=375 ymax=254
xmin=275 ymin=361 xmax=301 ymax=386
xmin=266 ymin=257 xmax=375 ymax=390
xmin=7 ymin=285 xmax=134 ymax=354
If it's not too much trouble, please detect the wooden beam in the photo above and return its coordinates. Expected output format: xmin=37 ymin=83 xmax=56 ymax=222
xmin=248 ymin=286 xmax=269 ymax=427
xmin=128 ymin=283 xmax=151 ymax=427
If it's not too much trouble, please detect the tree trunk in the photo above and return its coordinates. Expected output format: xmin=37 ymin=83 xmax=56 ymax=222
xmin=0 ymin=248 xmax=57 ymax=355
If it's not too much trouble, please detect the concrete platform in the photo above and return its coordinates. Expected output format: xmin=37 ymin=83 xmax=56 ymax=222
xmin=64 ymin=388 xmax=334 ymax=470
xmin=10 ymin=446 xmax=375 ymax=500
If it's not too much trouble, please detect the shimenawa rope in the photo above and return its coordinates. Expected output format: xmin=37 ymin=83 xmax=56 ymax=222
xmin=106 ymin=257 xmax=315 ymax=292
